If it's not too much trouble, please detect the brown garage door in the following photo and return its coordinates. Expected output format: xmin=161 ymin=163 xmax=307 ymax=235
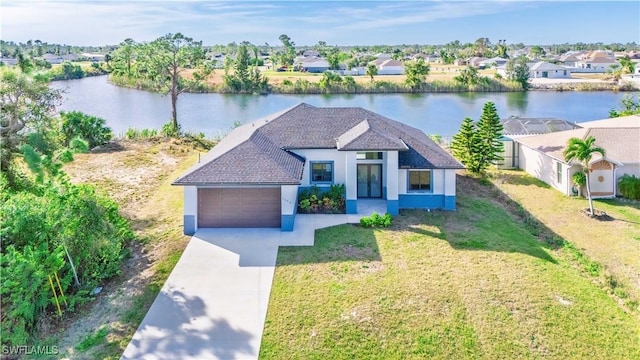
xmin=198 ymin=188 xmax=281 ymax=228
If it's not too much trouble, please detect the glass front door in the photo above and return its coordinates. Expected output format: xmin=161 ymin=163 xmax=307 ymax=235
xmin=357 ymin=164 xmax=382 ymax=198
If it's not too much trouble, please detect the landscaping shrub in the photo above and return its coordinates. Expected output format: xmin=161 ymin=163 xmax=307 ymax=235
xmin=297 ymin=184 xmax=345 ymax=213
xmin=359 ymin=212 xmax=393 ymax=228
xmin=618 ymin=174 xmax=640 ymax=200
xmin=60 ymin=111 xmax=113 ymax=148
xmin=0 ymin=179 xmax=133 ymax=347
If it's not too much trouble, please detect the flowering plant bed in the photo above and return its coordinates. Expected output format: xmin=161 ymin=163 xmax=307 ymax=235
xmin=297 ymin=184 xmax=346 ymax=214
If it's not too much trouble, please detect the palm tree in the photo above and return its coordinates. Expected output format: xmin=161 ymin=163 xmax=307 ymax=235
xmin=366 ymin=63 xmax=378 ymax=83
xmin=563 ymin=136 xmax=606 ymax=216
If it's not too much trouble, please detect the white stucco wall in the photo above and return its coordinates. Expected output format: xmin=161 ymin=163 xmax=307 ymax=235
xmin=518 ymin=144 xmax=569 ymax=194
xmin=293 ymin=149 xmax=347 ymax=186
xmin=396 ymin=168 xmax=453 ymax=196
xmin=444 ymin=169 xmax=457 ymax=196
xmin=184 ymin=186 xmax=198 ymax=218
xmin=345 ymin=152 xmax=357 ymax=200
xmin=386 ymin=151 xmax=399 ymax=200
xmin=281 ymin=185 xmax=298 ymax=215
xmin=590 ymin=168 xmax=615 ymax=197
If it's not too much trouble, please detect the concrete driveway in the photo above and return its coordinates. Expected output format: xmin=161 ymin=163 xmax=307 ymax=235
xmin=122 ymin=200 xmax=386 ymax=359
xmin=122 ymin=228 xmax=281 ymax=360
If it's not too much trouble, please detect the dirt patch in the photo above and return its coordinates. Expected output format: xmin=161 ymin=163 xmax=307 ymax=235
xmin=54 ymin=138 xmax=210 ymax=358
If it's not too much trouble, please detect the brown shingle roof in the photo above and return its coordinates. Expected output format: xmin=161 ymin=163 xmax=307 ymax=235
xmin=173 ymin=103 xmax=462 ymax=185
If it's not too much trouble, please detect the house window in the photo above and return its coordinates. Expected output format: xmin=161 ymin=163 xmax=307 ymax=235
xmin=556 ymin=162 xmax=562 ymax=184
xmin=408 ymin=170 xmax=431 ymax=191
xmin=311 ymin=162 xmax=333 ymax=183
xmin=356 ymin=152 xmax=383 ymax=160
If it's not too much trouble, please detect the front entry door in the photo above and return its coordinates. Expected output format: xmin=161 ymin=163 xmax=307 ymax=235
xmin=357 ymin=164 xmax=382 ymax=198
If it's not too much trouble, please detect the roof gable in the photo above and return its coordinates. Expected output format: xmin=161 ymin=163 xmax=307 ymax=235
xmin=173 ymin=103 xmax=463 ymax=185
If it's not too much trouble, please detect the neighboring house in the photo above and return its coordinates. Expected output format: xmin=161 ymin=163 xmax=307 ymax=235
xmin=558 ymin=51 xmax=586 ymax=67
xmin=371 ymin=59 xmax=404 ymax=75
xmin=573 ymin=57 xmax=618 ymax=73
xmin=467 ymin=57 xmax=488 ymax=67
xmin=498 ymin=117 xmax=581 ymax=169
xmin=514 ymin=115 xmax=640 ymax=198
xmin=173 ymin=103 xmax=463 ymax=233
xmin=528 ymin=61 xmax=572 ymax=78
xmin=0 ymin=57 xmax=17 ymax=66
xmin=294 ymin=56 xmax=330 ymax=73
xmin=42 ymin=53 xmax=63 ymax=64
xmin=302 ymin=50 xmax=320 ymax=57
xmin=80 ymin=53 xmax=105 ymax=62
xmin=478 ymin=57 xmax=508 ymax=68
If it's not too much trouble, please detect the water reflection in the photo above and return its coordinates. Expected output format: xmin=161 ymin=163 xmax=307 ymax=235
xmin=506 ymin=92 xmax=528 ymax=114
xmin=52 ymin=76 xmax=627 ymax=138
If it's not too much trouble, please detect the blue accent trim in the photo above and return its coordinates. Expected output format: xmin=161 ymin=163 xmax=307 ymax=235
xmin=184 ymin=215 xmax=195 ymax=235
xmin=281 ymin=214 xmax=295 ymax=231
xmin=346 ymin=199 xmax=358 ymax=214
xmin=399 ymin=194 xmax=456 ymax=211
xmin=387 ymin=200 xmax=399 ymax=215
xmin=382 ymin=186 xmax=387 ymax=199
xmin=444 ymin=196 xmax=456 ymax=210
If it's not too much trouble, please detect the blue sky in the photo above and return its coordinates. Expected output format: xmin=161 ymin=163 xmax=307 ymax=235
xmin=2 ymin=1 xmax=639 ymax=46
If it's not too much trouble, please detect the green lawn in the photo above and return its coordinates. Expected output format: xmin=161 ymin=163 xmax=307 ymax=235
xmin=260 ymin=175 xmax=640 ymax=359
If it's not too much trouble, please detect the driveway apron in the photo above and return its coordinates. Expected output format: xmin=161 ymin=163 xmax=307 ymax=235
xmin=122 ymin=228 xmax=280 ymax=360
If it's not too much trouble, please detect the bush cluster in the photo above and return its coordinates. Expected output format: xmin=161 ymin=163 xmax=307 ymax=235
xmin=298 ymin=184 xmax=345 ymax=214
xmin=618 ymin=174 xmax=640 ymax=200
xmin=359 ymin=212 xmax=393 ymax=228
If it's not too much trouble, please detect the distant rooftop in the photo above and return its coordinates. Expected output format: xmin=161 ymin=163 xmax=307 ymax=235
xmin=501 ymin=117 xmax=581 ymax=136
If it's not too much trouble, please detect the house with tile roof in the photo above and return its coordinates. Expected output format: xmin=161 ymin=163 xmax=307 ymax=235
xmin=173 ymin=103 xmax=463 ymax=233
xmin=498 ymin=117 xmax=581 ymax=169
xmin=514 ymin=115 xmax=640 ymax=198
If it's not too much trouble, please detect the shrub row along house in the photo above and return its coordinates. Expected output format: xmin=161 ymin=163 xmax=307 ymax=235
xmin=173 ymin=103 xmax=462 ymax=233
xmin=500 ymin=115 xmax=640 ymax=198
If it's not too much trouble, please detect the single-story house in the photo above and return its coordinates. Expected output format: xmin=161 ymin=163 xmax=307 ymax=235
xmin=498 ymin=117 xmax=581 ymax=169
xmin=294 ymin=56 xmax=330 ymax=73
xmin=478 ymin=57 xmax=508 ymax=68
xmin=467 ymin=57 xmax=488 ymax=67
xmin=528 ymin=61 xmax=572 ymax=79
xmin=371 ymin=59 xmax=404 ymax=75
xmin=42 ymin=53 xmax=64 ymax=64
xmin=514 ymin=115 xmax=640 ymax=198
xmin=573 ymin=57 xmax=617 ymax=73
xmin=173 ymin=103 xmax=463 ymax=233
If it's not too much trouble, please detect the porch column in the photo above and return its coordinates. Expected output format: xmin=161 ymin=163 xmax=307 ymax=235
xmin=183 ymin=186 xmax=197 ymax=235
xmin=281 ymin=185 xmax=299 ymax=231
xmin=345 ymin=152 xmax=358 ymax=214
xmin=386 ymin=151 xmax=399 ymax=215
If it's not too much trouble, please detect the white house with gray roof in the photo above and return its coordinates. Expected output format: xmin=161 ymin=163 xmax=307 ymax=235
xmin=515 ymin=115 xmax=640 ymax=198
xmin=173 ymin=103 xmax=462 ymax=233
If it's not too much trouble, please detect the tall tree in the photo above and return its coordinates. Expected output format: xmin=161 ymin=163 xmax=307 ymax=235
xmin=474 ymin=102 xmax=504 ymax=173
xmin=506 ymin=55 xmax=530 ymax=90
xmin=404 ymin=58 xmax=430 ymax=91
xmin=619 ymin=55 xmax=636 ymax=74
xmin=366 ymin=63 xmax=378 ymax=82
xmin=136 ymin=33 xmax=208 ymax=133
xmin=563 ymin=136 xmax=606 ymax=216
xmin=609 ymin=94 xmax=640 ymax=117
xmin=110 ymin=38 xmax=136 ymax=77
xmin=0 ymin=69 xmax=61 ymax=184
xmin=277 ymin=34 xmax=296 ymax=67
xmin=450 ymin=117 xmax=479 ymax=172
xmin=454 ymin=66 xmax=480 ymax=87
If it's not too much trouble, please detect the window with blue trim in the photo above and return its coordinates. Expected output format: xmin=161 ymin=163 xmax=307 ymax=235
xmin=311 ymin=162 xmax=333 ymax=183
xmin=408 ymin=170 xmax=431 ymax=191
